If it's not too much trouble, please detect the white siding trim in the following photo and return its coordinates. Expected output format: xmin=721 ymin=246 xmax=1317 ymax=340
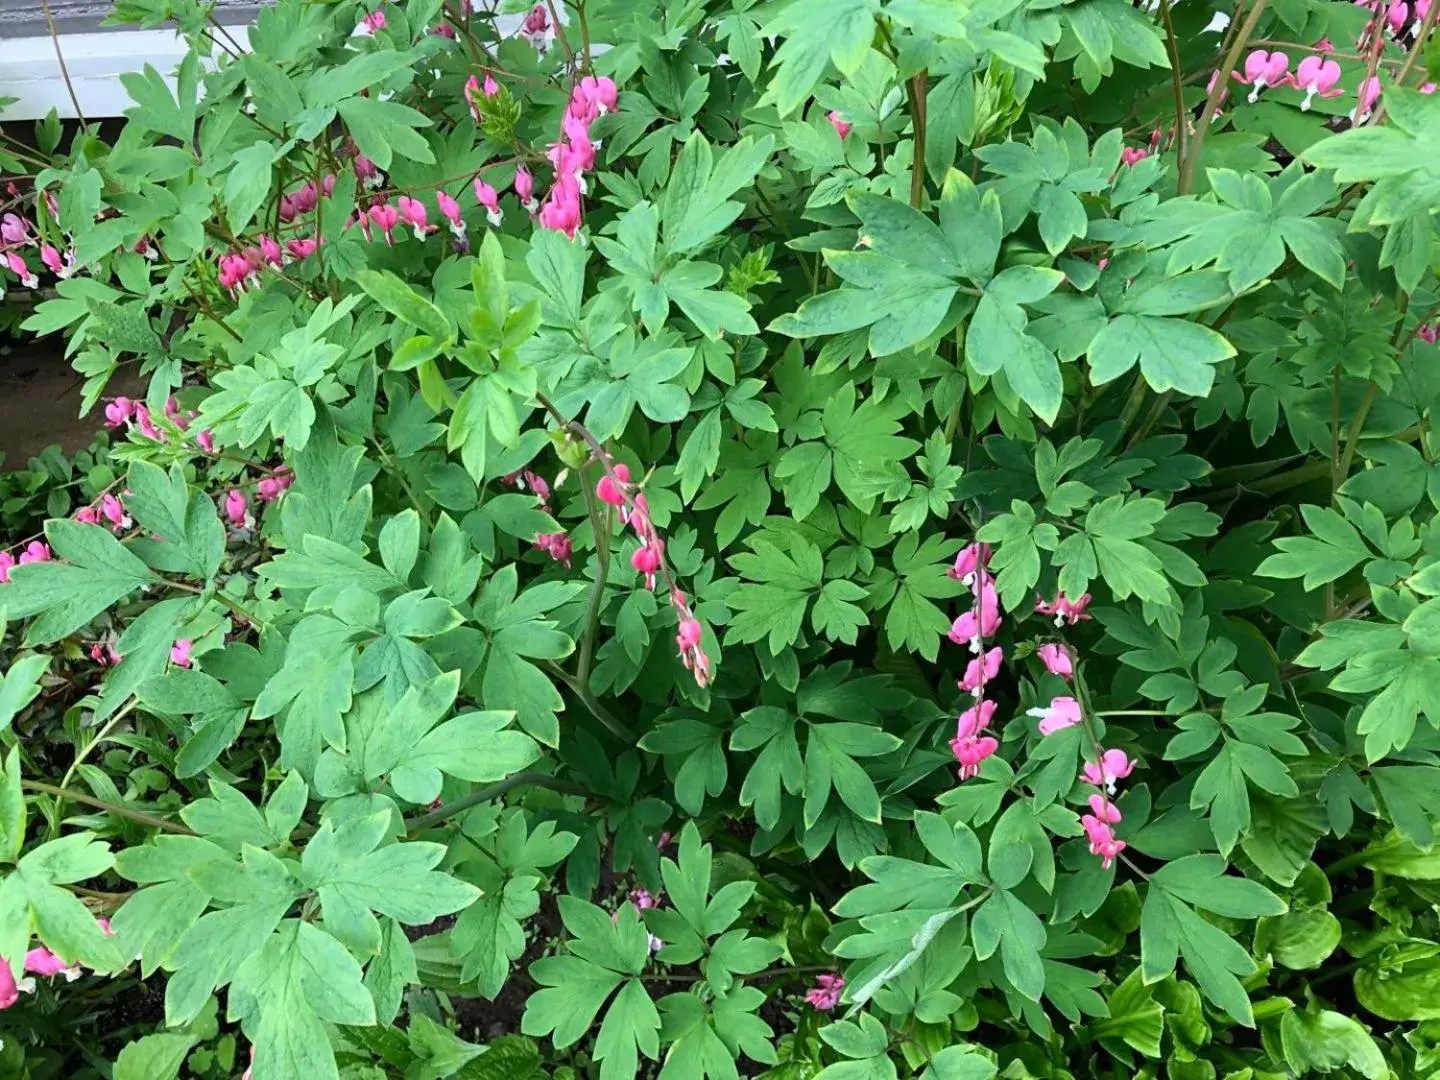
xmin=0 ymin=29 xmax=235 ymax=120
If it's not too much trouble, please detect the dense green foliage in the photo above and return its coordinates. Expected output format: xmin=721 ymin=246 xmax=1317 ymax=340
xmin=2 ymin=0 xmax=1440 ymax=1077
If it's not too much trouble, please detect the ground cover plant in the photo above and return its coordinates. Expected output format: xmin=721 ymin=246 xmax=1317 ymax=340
xmin=2 ymin=0 xmax=1440 ymax=1076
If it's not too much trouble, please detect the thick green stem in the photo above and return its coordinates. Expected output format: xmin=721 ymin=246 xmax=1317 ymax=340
xmin=908 ymin=70 xmax=928 ymax=208
xmin=22 ymin=779 xmax=194 ymax=835
xmin=1179 ymin=0 xmax=1268 ymax=194
xmin=403 ymin=772 xmax=587 ymax=833
xmin=1157 ymin=0 xmax=1187 ymax=169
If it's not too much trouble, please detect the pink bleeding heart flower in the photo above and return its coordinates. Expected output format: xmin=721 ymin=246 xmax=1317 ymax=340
xmin=354 ymin=153 xmax=382 ymax=189
xmin=137 ymin=406 xmax=162 ymax=441
xmin=1081 ymin=815 xmax=1127 ymax=869
xmin=396 ymin=195 xmax=433 ymax=240
xmin=0 ymin=212 xmax=29 ymax=245
xmin=631 ymin=541 xmax=663 ymax=590
xmin=23 ymin=946 xmax=79 ymax=980
xmin=1029 ymin=695 xmax=1083 ymax=736
xmin=101 ymin=493 xmax=131 ymax=531
xmin=534 ymin=531 xmax=573 ymax=566
xmin=538 ymin=175 xmax=582 ymax=237
xmin=1035 ymin=591 xmax=1092 ymax=626
xmin=1082 ymin=748 xmax=1135 ymax=794
xmin=356 ymin=7 xmax=385 ymax=34
xmin=1037 ymin=643 xmax=1074 ymax=678
xmin=1294 ymin=56 xmax=1343 ymax=109
xmin=675 ymin=616 xmax=713 ymax=688
xmin=223 ymin=489 xmax=248 ymax=526
xmin=1088 ymin=793 xmax=1123 ymax=824
xmin=515 ymin=165 xmax=538 ymax=213
xmin=1418 ymin=323 xmax=1439 ymax=344
xmin=596 ymin=462 xmax=631 ymax=507
xmin=826 ymin=111 xmax=853 ymax=139
xmin=1352 ymin=76 xmax=1381 ymax=123
xmin=75 ymin=506 xmax=100 ymax=525
xmin=947 ymin=542 xmax=991 ymax=585
xmin=18 ymin=541 xmax=51 ymax=565
xmin=1120 ymin=146 xmax=1149 ymax=167
xmin=0 ymin=551 xmax=14 ymax=584
xmin=368 ymin=201 xmax=400 ymax=245
xmin=948 ymin=574 xmax=1002 ymax=652
xmin=436 ymin=191 xmax=465 ymax=238
xmin=1234 ymin=50 xmax=1290 ymax=101
xmin=196 ymin=429 xmax=216 ymax=454
xmin=959 ymin=646 xmax=1003 ymax=696
xmin=0 ymin=958 xmax=26 ymax=1009
xmin=952 ymin=733 xmax=999 ymax=781
xmin=6 ymin=251 xmax=37 ymax=289
xmin=258 ymin=235 xmax=283 ymax=267
xmin=483 ymin=72 xmax=500 ymax=97
xmin=577 ymin=75 xmax=618 ymax=116
xmin=520 ymin=1 xmax=551 ymax=50
xmin=676 ymin=618 xmax=703 ymax=650
xmin=170 ymin=639 xmax=193 ymax=668
xmin=805 ymin=973 xmax=845 ymax=1011
xmin=40 ymin=243 xmax=71 ymax=278
xmin=1386 ymin=0 xmax=1409 ymax=31
xmin=286 ymin=237 xmax=318 ymax=260
xmin=474 ymin=179 xmax=503 ymax=227
xmin=104 ymin=397 xmax=135 ymax=429
xmin=954 ymin=698 xmax=998 ymax=742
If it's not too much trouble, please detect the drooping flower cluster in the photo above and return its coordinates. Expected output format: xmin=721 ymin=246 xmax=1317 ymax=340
xmin=518 ymin=2 xmax=553 ymax=52
xmin=0 ymin=540 xmax=51 ymax=583
xmin=1081 ymin=749 xmax=1136 ymax=869
xmin=1 ymin=917 xmax=113 ymax=1011
xmin=946 ymin=543 xmax=1003 ymax=778
xmin=500 ymin=468 xmax=571 ymax=566
xmin=258 ymin=465 xmax=294 ymax=503
xmin=805 ymin=973 xmax=845 ymax=1011
xmin=593 ymin=458 xmax=713 ymax=688
xmin=2 ymin=206 xmax=78 ymax=288
xmin=535 ymin=76 xmax=618 ymax=238
xmin=1035 ymin=591 xmax=1091 ymax=627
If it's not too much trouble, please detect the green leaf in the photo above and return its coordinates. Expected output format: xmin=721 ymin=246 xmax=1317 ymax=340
xmin=971 ymin=889 xmax=1046 ymax=1001
xmin=114 ymin=1034 xmax=198 ymax=1080
xmin=337 ymin=96 xmax=435 ymax=170
xmin=119 ymin=56 xmax=199 ymax=141
xmin=761 ymin=0 xmax=880 ymax=115
xmin=301 ymin=811 xmax=479 ymax=954
xmin=225 ymin=140 xmax=279 ymax=233
xmin=125 ymin=461 xmax=226 ymax=580
xmin=355 ymin=269 xmax=453 ymax=343
xmin=661 ymin=133 xmax=774 ymax=255
xmin=1140 ymin=884 xmax=1261 ymax=1025
xmin=1280 ymin=1008 xmax=1388 ymax=1079
xmin=0 ymin=520 xmax=156 ymax=645
xmin=0 ymin=653 xmax=50 ymax=734
xmin=1256 ymin=504 xmax=1371 ymax=589
xmin=0 ymin=750 xmax=23 ymax=864
xmin=228 ymin=920 xmax=376 ymax=1080
xmin=1088 ymin=313 xmax=1236 ymax=397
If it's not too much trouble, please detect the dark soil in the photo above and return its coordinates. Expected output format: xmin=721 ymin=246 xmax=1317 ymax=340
xmin=0 ymin=337 xmax=145 ymax=468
